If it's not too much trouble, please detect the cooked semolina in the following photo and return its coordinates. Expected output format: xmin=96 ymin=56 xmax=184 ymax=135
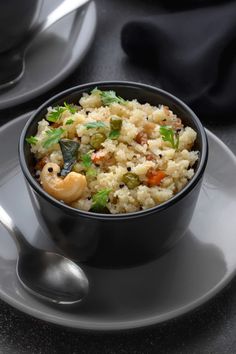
xmin=26 ymin=88 xmax=199 ymax=214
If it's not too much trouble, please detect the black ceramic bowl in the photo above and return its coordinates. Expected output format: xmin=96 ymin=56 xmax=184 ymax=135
xmin=19 ymin=82 xmax=208 ymax=267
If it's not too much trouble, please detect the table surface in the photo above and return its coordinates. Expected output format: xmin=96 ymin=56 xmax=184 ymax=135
xmin=0 ymin=0 xmax=236 ymax=353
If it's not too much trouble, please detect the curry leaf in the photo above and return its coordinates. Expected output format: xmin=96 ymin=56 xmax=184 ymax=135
xmin=59 ymin=139 xmax=80 ymax=177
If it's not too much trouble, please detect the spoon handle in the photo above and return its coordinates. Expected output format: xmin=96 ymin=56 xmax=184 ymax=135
xmin=36 ymin=0 xmax=90 ymax=35
xmin=0 ymin=205 xmax=31 ymax=253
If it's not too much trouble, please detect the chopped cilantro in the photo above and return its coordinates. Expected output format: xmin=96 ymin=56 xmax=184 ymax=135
xmin=86 ymin=167 xmax=97 ymax=178
xmin=84 ymin=121 xmax=107 ymax=129
xmin=81 ymin=153 xmax=97 ymax=178
xmin=159 ymin=126 xmax=179 ymax=149
xmin=81 ymin=153 xmax=92 ymax=168
xmin=65 ymin=119 xmax=74 ymax=125
xmin=47 ymin=102 xmax=77 ymax=123
xmin=25 ymin=136 xmax=38 ymax=145
xmin=90 ymin=189 xmax=111 ymax=212
xmin=43 ymin=128 xmax=65 ymax=148
xmin=91 ymin=88 xmax=126 ymax=106
xmin=91 ymin=87 xmax=101 ymax=95
xmin=64 ymin=102 xmax=77 ymax=114
xmin=47 ymin=106 xmax=65 ymax=122
xmin=101 ymin=90 xmax=126 ymax=105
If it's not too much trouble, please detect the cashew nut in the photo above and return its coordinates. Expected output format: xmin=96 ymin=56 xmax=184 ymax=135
xmin=40 ymin=163 xmax=87 ymax=203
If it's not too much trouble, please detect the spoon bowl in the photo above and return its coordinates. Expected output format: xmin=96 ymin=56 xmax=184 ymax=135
xmin=0 ymin=205 xmax=89 ymax=304
xmin=17 ymin=249 xmax=88 ymax=304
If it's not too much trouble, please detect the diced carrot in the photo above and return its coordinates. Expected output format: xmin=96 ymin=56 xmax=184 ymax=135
xmin=146 ymin=169 xmax=166 ymax=186
xmin=92 ymin=150 xmax=109 ymax=165
xmin=92 ymin=153 xmax=104 ymax=164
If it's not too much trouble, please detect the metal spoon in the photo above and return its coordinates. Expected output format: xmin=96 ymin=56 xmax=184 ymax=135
xmin=0 ymin=205 xmax=89 ymax=304
xmin=0 ymin=0 xmax=90 ymax=90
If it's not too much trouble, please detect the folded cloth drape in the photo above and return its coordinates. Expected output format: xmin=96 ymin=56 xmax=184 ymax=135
xmin=121 ymin=1 xmax=236 ymax=120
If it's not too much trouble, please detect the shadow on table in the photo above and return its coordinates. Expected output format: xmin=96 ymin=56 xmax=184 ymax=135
xmin=1 ymin=278 xmax=235 ymax=353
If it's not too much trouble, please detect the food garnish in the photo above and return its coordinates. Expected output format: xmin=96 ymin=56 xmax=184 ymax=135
xmin=59 ymin=139 xmax=80 ymax=177
xmin=26 ymin=136 xmax=38 ymax=145
xmin=65 ymin=119 xmax=74 ymax=125
xmin=63 ymin=102 xmax=77 ymax=114
xmin=90 ymin=189 xmax=111 ymax=212
xmin=47 ymin=102 xmax=77 ymax=123
xmin=43 ymin=128 xmax=65 ymax=148
xmin=84 ymin=121 xmax=107 ymax=129
xmin=91 ymin=87 xmax=126 ymax=106
xmin=159 ymin=126 xmax=179 ymax=149
xmin=81 ymin=153 xmax=97 ymax=178
xmin=47 ymin=106 xmax=65 ymax=123
xmin=81 ymin=153 xmax=92 ymax=168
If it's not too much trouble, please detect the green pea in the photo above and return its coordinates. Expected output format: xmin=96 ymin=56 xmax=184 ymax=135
xmin=110 ymin=116 xmax=122 ymax=131
xmin=90 ymin=132 xmax=106 ymax=150
xmin=122 ymin=172 xmax=140 ymax=189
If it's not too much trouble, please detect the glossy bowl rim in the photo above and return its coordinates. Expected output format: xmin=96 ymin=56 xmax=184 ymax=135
xmin=19 ymin=81 xmax=208 ymax=220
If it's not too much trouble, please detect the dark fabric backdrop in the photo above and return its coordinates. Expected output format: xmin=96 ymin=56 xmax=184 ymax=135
xmin=121 ymin=0 xmax=236 ymax=121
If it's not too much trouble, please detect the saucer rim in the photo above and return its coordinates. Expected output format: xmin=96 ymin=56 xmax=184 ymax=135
xmin=0 ymin=113 xmax=235 ymax=331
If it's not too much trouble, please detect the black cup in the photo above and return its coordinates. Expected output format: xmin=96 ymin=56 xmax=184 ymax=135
xmin=19 ymin=82 xmax=208 ymax=267
xmin=0 ymin=0 xmax=42 ymax=53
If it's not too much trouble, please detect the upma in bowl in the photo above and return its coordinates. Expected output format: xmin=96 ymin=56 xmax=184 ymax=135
xmin=26 ymin=88 xmax=199 ymax=214
xmin=19 ymin=82 xmax=208 ymax=265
